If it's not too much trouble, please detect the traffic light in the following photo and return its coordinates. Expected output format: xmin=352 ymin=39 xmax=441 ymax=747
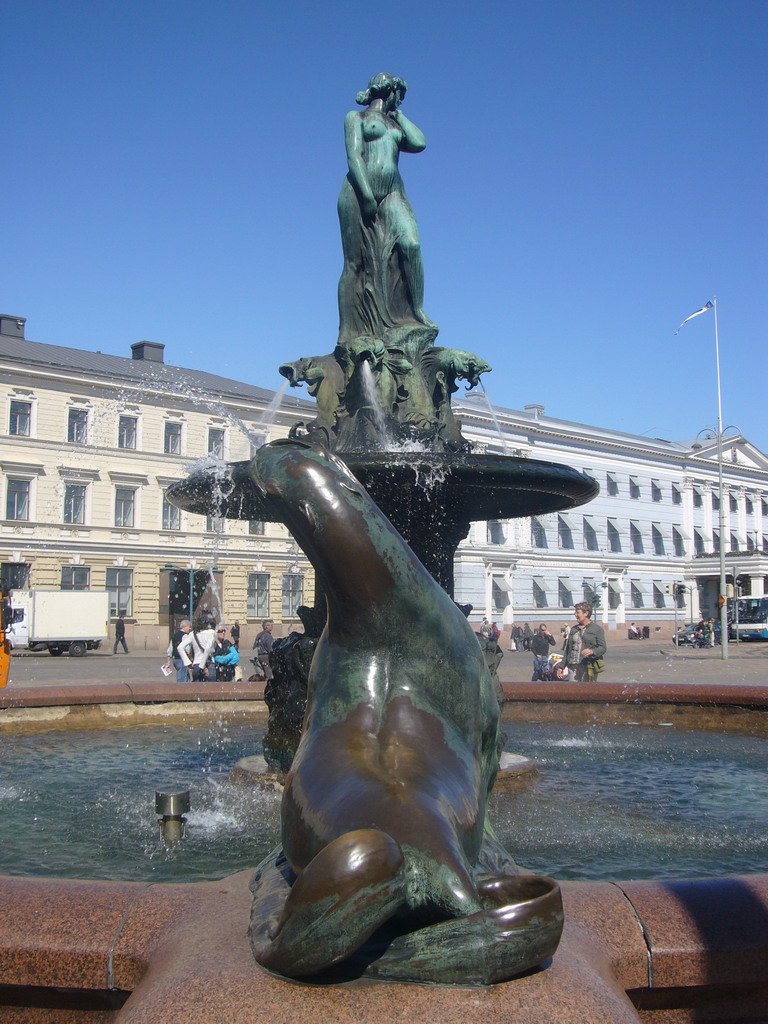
xmin=674 ymin=583 xmax=686 ymax=598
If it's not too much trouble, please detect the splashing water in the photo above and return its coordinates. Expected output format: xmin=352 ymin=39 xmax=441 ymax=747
xmin=360 ymin=361 xmax=393 ymax=448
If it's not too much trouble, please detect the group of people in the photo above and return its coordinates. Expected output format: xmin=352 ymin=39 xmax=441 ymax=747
xmin=486 ymin=606 xmax=607 ymax=683
xmin=164 ymin=619 xmax=241 ymax=682
xmin=527 ymin=604 xmax=607 ymax=682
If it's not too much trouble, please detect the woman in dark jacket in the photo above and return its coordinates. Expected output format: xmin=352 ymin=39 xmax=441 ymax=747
xmin=212 ymin=625 xmax=240 ymax=682
xmin=563 ymin=602 xmax=607 ymax=681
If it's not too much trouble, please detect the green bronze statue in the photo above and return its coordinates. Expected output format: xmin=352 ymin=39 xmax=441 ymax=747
xmin=282 ymin=74 xmax=491 ymax=453
xmin=337 ymin=72 xmax=436 ymax=350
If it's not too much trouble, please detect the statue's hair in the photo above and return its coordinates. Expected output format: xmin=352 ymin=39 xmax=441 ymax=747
xmin=356 ymin=72 xmax=407 ymax=106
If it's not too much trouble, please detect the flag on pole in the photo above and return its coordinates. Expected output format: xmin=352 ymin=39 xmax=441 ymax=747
xmin=674 ymin=300 xmax=714 ymax=334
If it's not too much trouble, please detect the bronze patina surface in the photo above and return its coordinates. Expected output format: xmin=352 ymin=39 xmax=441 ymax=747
xmin=246 ymin=440 xmax=563 ymax=984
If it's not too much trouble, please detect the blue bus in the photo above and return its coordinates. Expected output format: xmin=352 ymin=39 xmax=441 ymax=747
xmin=729 ymin=597 xmax=768 ymax=641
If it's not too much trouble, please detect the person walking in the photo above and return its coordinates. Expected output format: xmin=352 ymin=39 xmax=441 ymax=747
xmin=164 ymin=619 xmax=192 ymax=682
xmin=253 ymin=619 xmax=274 ymax=681
xmin=530 ymin=624 xmax=556 ymax=681
xmin=230 ymin=621 xmax=241 ymax=650
xmin=522 ymin=623 xmax=533 ymax=652
xmin=212 ymin=625 xmax=240 ymax=682
xmin=563 ymin=602 xmax=607 ymax=682
xmin=511 ymin=623 xmax=523 ymax=652
xmin=113 ymin=615 xmax=129 ymax=654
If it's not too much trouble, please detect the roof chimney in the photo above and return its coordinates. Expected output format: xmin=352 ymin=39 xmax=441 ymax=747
xmin=131 ymin=340 xmax=165 ymax=363
xmin=0 ymin=315 xmax=26 ymax=338
xmin=524 ymin=404 xmax=545 ymax=420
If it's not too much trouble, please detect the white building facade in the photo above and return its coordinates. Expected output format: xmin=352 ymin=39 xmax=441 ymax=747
xmin=453 ymin=395 xmax=768 ymax=638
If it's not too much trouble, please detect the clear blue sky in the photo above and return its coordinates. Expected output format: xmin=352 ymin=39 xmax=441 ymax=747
xmin=3 ymin=1 xmax=765 ymax=447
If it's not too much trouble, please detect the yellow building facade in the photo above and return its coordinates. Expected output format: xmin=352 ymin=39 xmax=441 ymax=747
xmin=0 ymin=316 xmax=314 ymax=651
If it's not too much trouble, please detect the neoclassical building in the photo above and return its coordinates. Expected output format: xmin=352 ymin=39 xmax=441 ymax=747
xmin=452 ymin=394 xmax=768 ymax=636
xmin=2 ymin=314 xmax=766 ymax=647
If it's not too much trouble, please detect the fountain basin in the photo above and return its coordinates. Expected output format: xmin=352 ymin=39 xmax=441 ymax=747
xmin=1 ymin=681 xmax=767 ymax=1023
xmin=1 ymin=683 xmax=767 ymax=885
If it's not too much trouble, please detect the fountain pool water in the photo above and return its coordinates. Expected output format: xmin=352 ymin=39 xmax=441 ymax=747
xmin=2 ymin=714 xmax=766 ymax=884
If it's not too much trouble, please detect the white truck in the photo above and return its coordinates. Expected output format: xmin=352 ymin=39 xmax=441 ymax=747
xmin=9 ymin=589 xmax=110 ymax=657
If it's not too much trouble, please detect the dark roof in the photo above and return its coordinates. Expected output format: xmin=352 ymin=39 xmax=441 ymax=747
xmin=0 ymin=333 xmax=312 ymax=411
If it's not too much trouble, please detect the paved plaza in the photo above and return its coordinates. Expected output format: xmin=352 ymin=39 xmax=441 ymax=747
xmin=5 ymin=640 xmax=768 ymax=689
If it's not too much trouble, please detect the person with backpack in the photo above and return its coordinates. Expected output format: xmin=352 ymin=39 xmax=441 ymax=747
xmin=164 ymin=619 xmax=192 ymax=681
xmin=178 ymin=618 xmax=217 ymax=682
xmin=252 ymin=619 xmax=274 ymax=680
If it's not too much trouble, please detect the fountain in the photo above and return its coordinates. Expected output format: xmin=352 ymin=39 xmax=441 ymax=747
xmin=2 ymin=72 xmax=767 ymax=1023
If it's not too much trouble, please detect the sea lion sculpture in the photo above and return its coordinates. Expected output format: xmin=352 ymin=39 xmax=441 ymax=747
xmin=248 ymin=439 xmax=563 ymax=985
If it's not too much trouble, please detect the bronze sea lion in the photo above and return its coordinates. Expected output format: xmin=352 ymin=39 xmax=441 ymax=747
xmin=248 ymin=439 xmax=563 ymax=984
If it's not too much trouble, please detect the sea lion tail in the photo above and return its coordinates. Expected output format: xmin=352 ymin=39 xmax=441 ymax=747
xmin=253 ymin=829 xmax=405 ymax=977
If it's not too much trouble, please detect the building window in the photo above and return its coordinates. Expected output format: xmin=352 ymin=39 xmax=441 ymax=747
xmin=118 ymin=415 xmax=137 ymax=450
xmin=583 ymin=517 xmax=599 ymax=551
xmin=162 ymin=494 xmax=180 ymax=531
xmin=64 ymin=483 xmax=86 ymax=525
xmin=762 ymin=500 xmax=768 ymax=518
xmin=6 ymin=479 xmax=30 ymax=521
xmin=532 ymin=579 xmax=548 ymax=609
xmin=206 ymin=516 xmax=224 ymax=533
xmin=487 ymin=520 xmax=505 ymax=545
xmin=694 ymin=529 xmax=704 ymax=556
xmin=730 ymin=532 xmax=739 ymax=553
xmin=629 ymin=477 xmax=641 ymax=499
xmin=67 ymin=408 xmax=88 ymax=444
xmin=164 ymin=422 xmax=182 ymax=454
xmin=630 ymin=583 xmax=644 ymax=608
xmin=673 ymin=527 xmax=685 ymax=557
xmin=712 ymin=490 xmax=720 ymax=512
xmin=608 ymin=584 xmax=621 ymax=610
xmin=747 ymin=534 xmax=756 ymax=552
xmin=9 ymin=400 xmax=31 ymax=436
xmin=249 ymin=520 xmax=265 ymax=535
xmin=729 ymin=492 xmax=738 ymax=513
xmin=61 ymin=566 xmax=90 ymax=590
xmin=247 ymin=573 xmax=270 ymax=618
xmin=652 ymin=524 xmax=665 ymax=556
xmin=106 ymin=567 xmax=133 ymax=617
xmin=653 ymin=584 xmax=665 ymax=609
xmin=249 ymin=432 xmax=267 ymax=458
xmin=692 ymin=487 xmax=703 ymax=509
xmin=531 ymin=517 xmax=548 ymax=548
xmin=746 ymin=496 xmax=754 ymax=514
xmin=492 ymin=578 xmax=511 ymax=614
xmin=282 ymin=573 xmax=304 ymax=618
xmin=557 ymin=516 xmax=574 ymax=549
xmin=651 ymin=480 xmax=662 ymax=502
xmin=630 ymin=522 xmax=644 ymax=554
xmin=607 ymin=473 xmax=619 ymax=496
xmin=208 ymin=428 xmax=225 ymax=459
xmin=713 ymin=529 xmax=720 ymax=554
xmin=607 ymin=520 xmax=622 ymax=553
xmin=114 ymin=487 xmax=136 ymax=528
xmin=672 ymin=485 xmax=682 ymax=505
xmin=558 ymin=578 xmax=573 ymax=607
xmin=1 ymin=562 xmax=30 ymax=590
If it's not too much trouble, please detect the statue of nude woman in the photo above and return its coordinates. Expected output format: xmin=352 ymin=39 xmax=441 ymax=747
xmin=337 ymin=73 xmax=437 ymax=349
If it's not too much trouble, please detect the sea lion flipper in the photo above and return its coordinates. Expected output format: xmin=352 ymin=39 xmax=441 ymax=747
xmin=360 ymin=874 xmax=564 ymax=986
xmin=252 ymin=829 xmax=406 ymax=977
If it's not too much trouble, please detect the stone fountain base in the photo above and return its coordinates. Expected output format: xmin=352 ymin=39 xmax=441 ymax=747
xmin=3 ymin=868 xmax=768 ymax=1023
xmin=2 ymin=681 xmax=768 ymax=1022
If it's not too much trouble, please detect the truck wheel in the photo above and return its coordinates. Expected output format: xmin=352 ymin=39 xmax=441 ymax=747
xmin=48 ymin=647 xmax=63 ymax=656
xmin=68 ymin=641 xmax=87 ymax=658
